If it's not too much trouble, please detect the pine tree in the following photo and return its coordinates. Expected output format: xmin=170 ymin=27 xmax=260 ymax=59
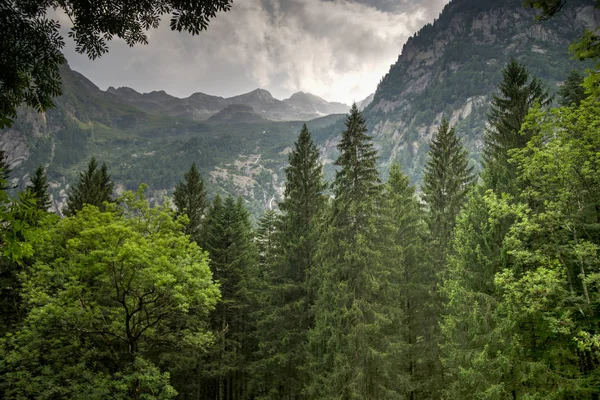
xmin=440 ymin=67 xmax=559 ymax=399
xmin=198 ymin=195 xmax=259 ymax=400
xmin=331 ymin=104 xmax=379 ymax=226
xmin=174 ymin=162 xmax=208 ymax=243
xmin=307 ymin=104 xmax=406 ymax=399
xmin=0 ymin=150 xmax=13 ymax=191
xmin=382 ymin=165 xmax=436 ymax=398
xmin=64 ymin=157 xmax=114 ymax=216
xmin=252 ymin=124 xmax=327 ymax=399
xmin=423 ymin=118 xmax=474 ymax=262
xmin=256 ymin=209 xmax=278 ymax=268
xmin=558 ymin=69 xmax=587 ymax=107
xmin=483 ymin=59 xmax=550 ymax=194
xmin=26 ymin=166 xmax=51 ymax=211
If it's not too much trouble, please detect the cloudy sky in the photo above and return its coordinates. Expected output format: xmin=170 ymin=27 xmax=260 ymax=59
xmin=58 ymin=0 xmax=449 ymax=103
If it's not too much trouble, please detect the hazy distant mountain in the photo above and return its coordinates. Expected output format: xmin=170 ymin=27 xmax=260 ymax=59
xmin=106 ymin=87 xmax=226 ymax=120
xmin=207 ymin=104 xmax=269 ymax=124
xmin=107 ymin=85 xmax=348 ymax=122
xmin=282 ymin=92 xmax=350 ymax=118
xmin=357 ymin=93 xmax=374 ymax=110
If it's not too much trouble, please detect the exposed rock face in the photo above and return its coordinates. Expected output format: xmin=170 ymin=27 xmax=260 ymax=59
xmin=361 ymin=0 xmax=598 ymax=182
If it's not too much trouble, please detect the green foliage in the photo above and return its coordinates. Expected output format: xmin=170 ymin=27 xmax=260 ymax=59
xmin=0 ymin=187 xmax=219 ymax=398
xmin=422 ymin=118 xmax=475 ymax=259
xmin=198 ymin=195 xmax=259 ymax=400
xmin=0 ymin=186 xmax=56 ymax=340
xmin=559 ymin=70 xmax=587 ymax=106
xmin=255 ymin=209 xmax=278 ymax=268
xmin=252 ymin=124 xmax=327 ymax=399
xmin=0 ymin=1 xmax=65 ymax=128
xmin=65 ymin=157 xmax=114 ymax=216
xmin=0 ymin=150 xmax=13 ymax=191
xmin=26 ymin=166 xmax=51 ymax=211
xmin=483 ymin=59 xmax=551 ymax=194
xmin=523 ymin=0 xmax=568 ymax=18
xmin=173 ymin=162 xmax=208 ymax=243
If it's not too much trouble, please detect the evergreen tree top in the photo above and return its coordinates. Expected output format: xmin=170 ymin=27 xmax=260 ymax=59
xmin=65 ymin=157 xmax=114 ymax=216
xmin=333 ymin=103 xmax=380 ymax=203
xmin=280 ymin=124 xmax=326 ymax=215
xmin=27 ymin=166 xmax=52 ymax=211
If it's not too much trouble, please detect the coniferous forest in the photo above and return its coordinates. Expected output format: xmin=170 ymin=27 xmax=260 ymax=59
xmin=1 ymin=0 xmax=600 ymax=399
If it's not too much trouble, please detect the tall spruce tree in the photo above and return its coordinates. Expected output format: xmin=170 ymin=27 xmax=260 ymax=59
xmin=26 ymin=166 xmax=51 ymax=211
xmin=64 ymin=157 xmax=114 ymax=216
xmin=421 ymin=120 xmax=474 ymax=398
xmin=440 ymin=64 xmax=555 ymax=399
xmin=423 ymin=118 xmax=474 ymax=262
xmin=382 ymin=165 xmax=436 ymax=399
xmin=483 ymin=59 xmax=550 ymax=194
xmin=256 ymin=209 xmax=278 ymax=268
xmin=306 ymin=104 xmax=406 ymax=399
xmin=558 ymin=69 xmax=587 ymax=107
xmin=174 ymin=162 xmax=208 ymax=243
xmin=252 ymin=124 xmax=327 ymax=399
xmin=199 ymin=195 xmax=259 ymax=400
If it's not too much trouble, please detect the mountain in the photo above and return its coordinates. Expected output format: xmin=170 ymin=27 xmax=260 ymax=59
xmin=283 ymin=92 xmax=350 ymax=117
xmin=357 ymin=93 xmax=375 ymax=110
xmin=1 ymin=0 xmax=596 ymax=216
xmin=0 ymin=63 xmax=345 ymax=215
xmin=358 ymin=0 xmax=598 ymax=181
xmin=207 ymin=104 xmax=269 ymax=124
xmin=106 ymin=87 xmax=227 ymax=120
xmin=106 ymin=86 xmax=348 ymax=122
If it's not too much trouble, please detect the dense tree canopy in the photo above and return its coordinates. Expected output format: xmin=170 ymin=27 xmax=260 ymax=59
xmin=0 ymin=188 xmax=219 ymax=398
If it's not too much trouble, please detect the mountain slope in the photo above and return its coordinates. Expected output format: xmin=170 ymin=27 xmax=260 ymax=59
xmin=358 ymin=0 xmax=598 ymax=181
xmin=1 ymin=0 xmax=596 ymax=216
xmin=0 ymin=64 xmax=345 ymax=215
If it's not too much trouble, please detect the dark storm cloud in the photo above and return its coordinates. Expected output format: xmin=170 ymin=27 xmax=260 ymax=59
xmin=56 ymin=0 xmax=449 ymax=103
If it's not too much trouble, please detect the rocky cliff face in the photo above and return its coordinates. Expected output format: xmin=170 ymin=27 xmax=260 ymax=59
xmin=360 ymin=0 xmax=598 ymax=181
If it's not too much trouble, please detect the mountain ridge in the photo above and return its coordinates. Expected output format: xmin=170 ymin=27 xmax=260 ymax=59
xmin=106 ymin=84 xmax=350 ymax=122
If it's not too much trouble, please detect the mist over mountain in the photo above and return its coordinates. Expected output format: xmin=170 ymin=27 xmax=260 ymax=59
xmin=0 ymin=0 xmax=596 ymax=214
